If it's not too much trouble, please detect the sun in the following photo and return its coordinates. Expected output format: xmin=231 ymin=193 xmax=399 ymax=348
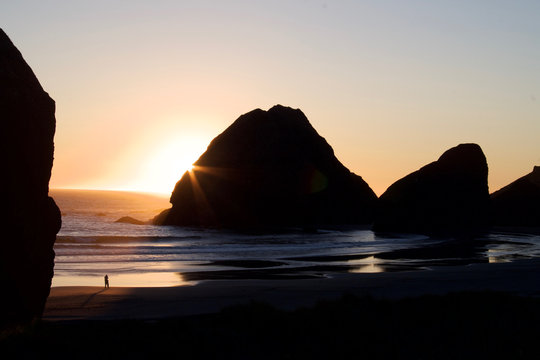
xmin=130 ymin=136 xmax=208 ymax=194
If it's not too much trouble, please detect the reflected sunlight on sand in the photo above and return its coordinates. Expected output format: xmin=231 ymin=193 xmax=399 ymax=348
xmin=347 ymin=256 xmax=384 ymax=273
xmin=52 ymin=272 xmax=194 ymax=287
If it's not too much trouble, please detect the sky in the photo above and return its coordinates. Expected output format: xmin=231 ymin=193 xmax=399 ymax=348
xmin=2 ymin=1 xmax=539 ymax=195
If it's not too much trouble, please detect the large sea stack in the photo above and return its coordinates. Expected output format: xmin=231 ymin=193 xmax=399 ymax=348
xmin=155 ymin=105 xmax=377 ymax=229
xmin=491 ymin=166 xmax=540 ymax=227
xmin=374 ymin=143 xmax=490 ymax=235
xmin=0 ymin=29 xmax=61 ymax=327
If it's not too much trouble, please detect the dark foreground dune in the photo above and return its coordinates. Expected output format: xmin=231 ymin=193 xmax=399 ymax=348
xmin=0 ymin=259 xmax=538 ymax=359
xmin=3 ymin=259 xmax=540 ymax=358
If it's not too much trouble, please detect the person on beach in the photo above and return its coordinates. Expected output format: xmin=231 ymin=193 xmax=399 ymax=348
xmin=104 ymin=274 xmax=109 ymax=289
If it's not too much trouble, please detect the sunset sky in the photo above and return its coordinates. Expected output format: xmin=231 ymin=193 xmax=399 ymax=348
xmin=2 ymin=1 xmax=539 ymax=195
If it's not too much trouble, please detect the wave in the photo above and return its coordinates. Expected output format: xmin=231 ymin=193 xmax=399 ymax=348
xmin=56 ymin=235 xmax=202 ymax=243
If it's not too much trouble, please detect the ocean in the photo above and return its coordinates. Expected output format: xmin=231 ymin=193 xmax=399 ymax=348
xmin=50 ymin=189 xmax=540 ymax=287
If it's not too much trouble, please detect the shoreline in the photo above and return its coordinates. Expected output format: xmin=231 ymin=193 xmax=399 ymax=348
xmin=44 ymin=257 xmax=540 ymax=321
xmin=51 ymin=229 xmax=540 ymax=287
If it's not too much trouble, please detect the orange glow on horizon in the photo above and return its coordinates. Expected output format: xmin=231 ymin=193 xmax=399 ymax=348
xmin=83 ymin=131 xmax=212 ymax=195
xmin=131 ymin=139 xmax=205 ymax=194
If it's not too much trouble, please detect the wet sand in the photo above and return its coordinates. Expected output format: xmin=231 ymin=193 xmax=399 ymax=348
xmin=44 ymin=257 xmax=540 ymax=321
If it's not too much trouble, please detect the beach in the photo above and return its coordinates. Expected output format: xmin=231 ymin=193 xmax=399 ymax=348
xmin=1 ymin=258 xmax=529 ymax=359
xmin=15 ymin=190 xmax=537 ymax=358
xmin=44 ymin=257 xmax=540 ymax=321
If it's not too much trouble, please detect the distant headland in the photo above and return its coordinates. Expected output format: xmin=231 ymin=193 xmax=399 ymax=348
xmin=491 ymin=166 xmax=540 ymax=227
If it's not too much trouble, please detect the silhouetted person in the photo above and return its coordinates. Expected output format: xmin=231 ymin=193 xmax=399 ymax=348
xmin=104 ymin=274 xmax=109 ymax=289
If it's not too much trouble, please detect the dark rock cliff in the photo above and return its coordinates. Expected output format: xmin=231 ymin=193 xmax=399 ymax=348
xmin=155 ymin=105 xmax=377 ymax=229
xmin=374 ymin=143 xmax=491 ymax=235
xmin=491 ymin=166 xmax=540 ymax=226
xmin=0 ymin=29 xmax=61 ymax=327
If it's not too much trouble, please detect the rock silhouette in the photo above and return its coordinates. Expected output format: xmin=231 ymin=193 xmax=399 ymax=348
xmin=115 ymin=216 xmax=147 ymax=225
xmin=155 ymin=105 xmax=377 ymax=229
xmin=0 ymin=29 xmax=61 ymax=327
xmin=374 ymin=143 xmax=490 ymax=235
xmin=491 ymin=166 xmax=540 ymax=227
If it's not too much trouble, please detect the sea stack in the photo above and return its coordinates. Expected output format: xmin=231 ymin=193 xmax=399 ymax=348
xmin=155 ymin=105 xmax=377 ymax=229
xmin=0 ymin=29 xmax=61 ymax=327
xmin=491 ymin=166 xmax=540 ymax=227
xmin=374 ymin=143 xmax=490 ymax=235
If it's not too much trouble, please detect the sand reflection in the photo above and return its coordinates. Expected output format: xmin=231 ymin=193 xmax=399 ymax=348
xmin=52 ymin=272 xmax=193 ymax=287
xmin=348 ymin=256 xmax=385 ymax=273
xmin=487 ymin=249 xmax=510 ymax=264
